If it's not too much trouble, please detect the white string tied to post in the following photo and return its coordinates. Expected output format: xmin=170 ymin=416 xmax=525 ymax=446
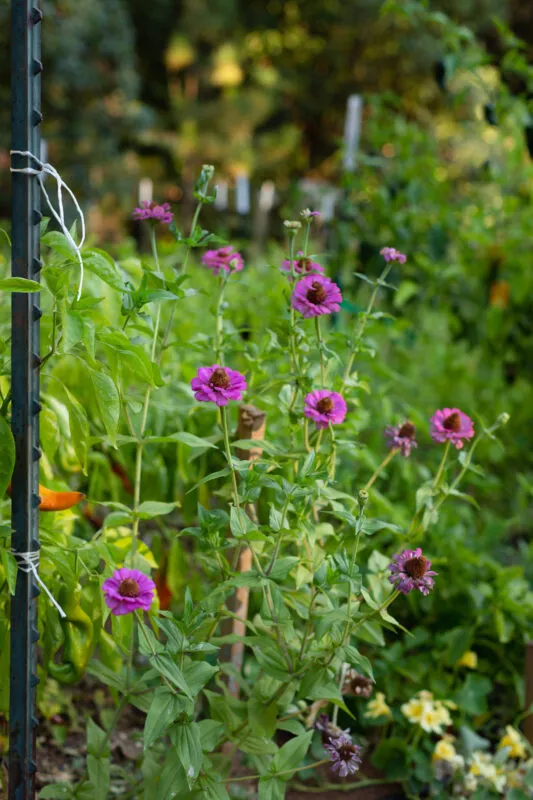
xmin=11 ymin=550 xmax=67 ymax=618
xmin=10 ymin=149 xmax=86 ymax=300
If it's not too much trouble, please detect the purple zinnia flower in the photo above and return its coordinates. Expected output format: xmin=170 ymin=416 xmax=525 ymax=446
xmin=388 ymin=547 xmax=437 ymax=596
xmin=304 ymin=390 xmax=347 ymax=430
xmin=281 ymin=251 xmax=325 ymax=277
xmin=324 ymin=733 xmax=362 ymax=777
xmin=132 ymin=201 xmax=173 ymax=225
xmin=201 ymin=246 xmax=244 ymax=276
xmin=380 ymin=246 xmax=407 ymax=264
xmin=191 ymin=365 xmax=246 ymax=406
xmin=430 ymin=408 xmax=474 ymax=450
xmin=385 ymin=420 xmax=418 ymax=457
xmin=102 ymin=568 xmax=156 ymax=616
xmin=291 ymin=275 xmax=342 ymax=318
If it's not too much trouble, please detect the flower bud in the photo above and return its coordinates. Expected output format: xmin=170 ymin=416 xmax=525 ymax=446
xmin=357 ymin=489 xmax=368 ymax=510
xmin=283 ymin=220 xmax=302 ymax=233
xmin=496 ymin=412 xmax=510 ymax=427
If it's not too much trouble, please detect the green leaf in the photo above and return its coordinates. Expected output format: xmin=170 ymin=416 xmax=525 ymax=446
xmin=148 ymin=431 xmax=218 ymax=449
xmin=38 ymin=784 xmax=73 ymax=799
xmin=258 ymin=778 xmax=285 ymax=800
xmin=0 ymin=416 xmax=15 ymax=497
xmin=272 ymin=731 xmax=312 ymax=776
xmin=86 ymin=719 xmax=110 ymax=800
xmin=42 ymin=231 xmax=77 ymax=260
xmin=230 ymin=506 xmax=256 ymax=539
xmin=371 ymin=737 xmax=408 ymax=780
xmin=158 ymin=750 xmax=188 ymax=800
xmin=52 ymin=380 xmax=89 ymax=473
xmin=182 ymin=661 xmax=219 ymax=696
xmin=137 ymin=501 xmax=178 ymax=519
xmin=454 ymin=675 xmax=492 ymax=715
xmin=171 ymin=721 xmax=203 ymax=786
xmin=150 ymin=653 xmax=193 ymax=698
xmin=197 ymin=719 xmax=224 ymax=752
xmin=1 ymin=549 xmax=18 ymax=595
xmin=0 ymin=277 xmax=41 ymax=292
xmin=88 ymin=369 xmax=120 ymax=446
xmin=62 ymin=308 xmax=85 ymax=351
xmin=83 ymin=248 xmax=125 ymax=290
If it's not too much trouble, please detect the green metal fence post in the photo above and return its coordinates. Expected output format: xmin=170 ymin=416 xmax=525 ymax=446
xmin=9 ymin=1 xmax=42 ymax=798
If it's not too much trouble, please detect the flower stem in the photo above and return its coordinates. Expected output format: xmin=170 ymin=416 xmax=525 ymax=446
xmin=315 ymin=316 xmax=326 ymax=387
xmin=214 ymin=274 xmax=228 ymax=364
xmin=226 ymin=759 xmax=331 ymax=784
xmin=340 ymin=263 xmax=392 ymax=393
xmin=363 ymin=448 xmax=399 ymax=492
xmin=432 ymin=440 xmax=451 ymax=489
xmin=221 ymin=405 xmax=240 ymax=511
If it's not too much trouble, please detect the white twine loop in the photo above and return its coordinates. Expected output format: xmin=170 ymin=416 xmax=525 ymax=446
xmin=12 ymin=550 xmax=67 ymax=618
xmin=10 ymin=150 xmax=86 ymax=300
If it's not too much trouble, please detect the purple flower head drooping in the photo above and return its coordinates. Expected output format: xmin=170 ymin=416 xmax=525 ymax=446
xmin=281 ymin=251 xmax=325 ymax=277
xmin=385 ymin=420 xmax=418 ymax=457
xmin=388 ymin=547 xmax=437 ymax=596
xmin=380 ymin=246 xmax=407 ymax=264
xmin=191 ymin=365 xmax=246 ymax=407
xmin=324 ymin=733 xmax=362 ymax=778
xmin=301 ymin=209 xmax=321 ymax=220
xmin=314 ymin=714 xmax=348 ymax=745
xmin=291 ymin=275 xmax=342 ymax=318
xmin=132 ymin=201 xmax=173 ymax=225
xmin=102 ymin=568 xmax=156 ymax=616
xmin=430 ymin=408 xmax=474 ymax=450
xmin=304 ymin=390 xmax=347 ymax=430
xmin=201 ymin=246 xmax=244 ymax=277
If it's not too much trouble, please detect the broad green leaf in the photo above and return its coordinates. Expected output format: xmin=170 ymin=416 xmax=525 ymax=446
xmin=62 ymin=308 xmax=84 ymax=351
xmin=197 ymin=719 xmax=224 ymax=752
xmin=0 ymin=277 xmax=41 ymax=292
xmin=0 ymin=415 xmax=15 ymax=496
xmin=88 ymin=369 xmax=120 ymax=446
xmin=137 ymin=501 xmax=178 ymax=519
xmin=144 ymin=687 xmax=191 ymax=749
xmin=150 ymin=653 xmax=192 ymax=698
xmin=42 ymin=231 xmax=77 ymax=260
xmin=230 ymin=506 xmax=256 ymax=538
xmin=1 ymin=549 xmax=18 ymax=595
xmin=171 ymin=721 xmax=203 ymax=786
xmin=258 ymin=778 xmax=285 ymax=800
xmin=272 ymin=731 xmax=313 ymax=776
xmin=86 ymin=719 xmax=110 ymax=800
xmin=158 ymin=750 xmax=188 ymax=800
xmin=83 ymin=248 xmax=125 ymax=290
xmin=38 ymin=784 xmax=73 ymax=799
xmin=182 ymin=660 xmax=219 ymax=696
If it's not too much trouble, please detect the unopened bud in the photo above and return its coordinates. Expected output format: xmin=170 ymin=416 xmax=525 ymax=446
xmin=283 ymin=220 xmax=302 ymax=233
xmin=300 ymin=208 xmax=321 ymax=220
xmin=496 ymin=412 xmax=510 ymax=427
xmin=357 ymin=489 xmax=368 ymax=510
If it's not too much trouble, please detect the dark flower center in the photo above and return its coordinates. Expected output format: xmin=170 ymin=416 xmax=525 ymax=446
xmin=442 ymin=412 xmax=461 ymax=432
xmin=118 ymin=578 xmax=141 ymax=598
xmin=297 ymin=257 xmax=312 ymax=272
xmin=398 ymin=421 xmax=416 ymax=439
xmin=336 ymin=740 xmax=360 ymax=762
xmin=403 ymin=556 xmax=428 ymax=580
xmin=349 ymin=675 xmax=373 ymax=696
xmin=316 ymin=396 xmax=334 ymax=414
xmin=209 ymin=368 xmax=230 ymax=389
xmin=306 ymin=281 xmax=327 ymax=304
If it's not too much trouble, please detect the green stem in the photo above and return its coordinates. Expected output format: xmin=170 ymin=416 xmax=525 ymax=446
xmin=214 ymin=275 xmax=228 ymax=364
xmin=227 ymin=759 xmax=331 ymax=784
xmin=221 ymin=405 xmax=240 ymax=511
xmin=265 ymin=495 xmax=291 ymax=576
xmin=340 ymin=263 xmax=392 ymax=393
xmin=159 ymin=196 xmax=205 ymax=363
xmin=433 ymin=440 xmax=451 ymax=489
xmin=315 ymin=316 xmax=326 ymax=387
xmin=328 ymin=423 xmax=337 ymax=481
xmin=363 ymin=448 xmax=399 ymax=492
xmin=302 ymin=220 xmax=312 ymax=258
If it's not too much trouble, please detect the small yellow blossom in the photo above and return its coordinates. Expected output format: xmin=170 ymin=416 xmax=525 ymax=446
xmin=467 ymin=752 xmax=506 ymax=793
xmin=365 ymin=692 xmax=392 ymax=720
xmin=456 ymin=650 xmax=478 ymax=669
xmin=433 ymin=736 xmax=457 ymax=763
xmin=498 ymin=726 xmax=527 ymax=760
xmin=401 ymin=691 xmax=453 ymax=734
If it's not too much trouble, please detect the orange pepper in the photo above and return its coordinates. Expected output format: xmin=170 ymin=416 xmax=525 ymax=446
xmin=7 ymin=482 xmax=84 ymax=511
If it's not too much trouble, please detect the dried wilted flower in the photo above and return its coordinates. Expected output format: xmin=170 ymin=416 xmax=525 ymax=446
xmin=342 ymin=669 xmax=374 ymax=698
xmin=388 ymin=547 xmax=437 ymax=596
xmin=385 ymin=420 xmax=417 ymax=457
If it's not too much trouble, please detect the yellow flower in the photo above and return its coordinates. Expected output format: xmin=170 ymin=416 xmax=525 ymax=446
xmin=498 ymin=726 xmax=527 ymax=760
xmin=402 ymin=692 xmax=453 ymax=734
xmin=365 ymin=692 xmax=392 ymax=720
xmin=456 ymin=650 xmax=478 ymax=669
xmin=433 ymin=736 xmax=457 ymax=763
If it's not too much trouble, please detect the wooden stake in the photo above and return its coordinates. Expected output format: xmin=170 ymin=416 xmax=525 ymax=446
xmin=222 ymin=404 xmax=266 ymax=697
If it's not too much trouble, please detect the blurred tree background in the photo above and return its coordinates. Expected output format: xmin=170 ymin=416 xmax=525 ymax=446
xmin=1 ymin=0 xmax=533 ymax=233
